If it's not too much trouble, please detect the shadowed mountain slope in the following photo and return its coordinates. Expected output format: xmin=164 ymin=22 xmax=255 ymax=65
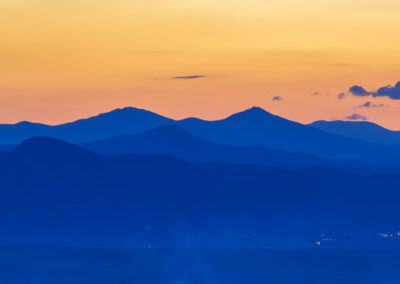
xmin=0 ymin=137 xmax=400 ymax=248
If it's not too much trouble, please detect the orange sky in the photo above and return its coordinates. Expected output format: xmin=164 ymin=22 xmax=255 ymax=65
xmin=1 ymin=0 xmax=400 ymax=129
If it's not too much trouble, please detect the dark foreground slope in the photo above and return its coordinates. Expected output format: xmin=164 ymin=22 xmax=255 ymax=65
xmin=1 ymin=137 xmax=400 ymax=248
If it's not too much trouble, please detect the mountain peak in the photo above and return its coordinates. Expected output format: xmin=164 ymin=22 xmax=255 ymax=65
xmin=80 ymin=106 xmax=174 ymax=124
xmin=12 ymin=121 xmax=48 ymax=127
xmin=247 ymin=106 xmax=269 ymax=113
xmin=108 ymin=106 xmax=140 ymax=113
xmin=99 ymin=106 xmax=154 ymax=117
xmin=15 ymin=121 xmax=33 ymax=126
xmin=251 ymin=106 xmax=264 ymax=110
xmin=225 ymin=106 xmax=278 ymax=121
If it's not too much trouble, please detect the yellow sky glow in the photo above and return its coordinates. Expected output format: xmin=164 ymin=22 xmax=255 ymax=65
xmin=1 ymin=0 xmax=400 ymax=128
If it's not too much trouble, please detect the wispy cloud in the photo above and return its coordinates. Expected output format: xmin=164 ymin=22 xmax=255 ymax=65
xmin=335 ymin=63 xmax=350 ymax=67
xmin=311 ymin=91 xmax=320 ymax=96
xmin=171 ymin=75 xmax=207 ymax=80
xmin=356 ymin=101 xmax=388 ymax=108
xmin=345 ymin=113 xmax=367 ymax=121
xmin=348 ymin=81 xmax=400 ymax=100
xmin=272 ymin=96 xmax=282 ymax=101
xmin=338 ymin=92 xmax=346 ymax=100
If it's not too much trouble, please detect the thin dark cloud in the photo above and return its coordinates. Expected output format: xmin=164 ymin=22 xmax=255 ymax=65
xmin=338 ymin=92 xmax=346 ymax=100
xmin=345 ymin=113 xmax=367 ymax=121
xmin=272 ymin=96 xmax=282 ymax=101
xmin=311 ymin=91 xmax=320 ymax=96
xmin=356 ymin=101 xmax=388 ymax=108
xmin=349 ymin=85 xmax=370 ymax=96
xmin=348 ymin=81 xmax=400 ymax=100
xmin=171 ymin=75 xmax=207 ymax=80
xmin=374 ymin=82 xmax=400 ymax=99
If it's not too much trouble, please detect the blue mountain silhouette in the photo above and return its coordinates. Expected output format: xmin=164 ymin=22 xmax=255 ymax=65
xmin=83 ymin=124 xmax=329 ymax=169
xmin=0 ymin=107 xmax=172 ymax=144
xmin=1 ymin=106 xmax=400 ymax=165
xmin=177 ymin=107 xmax=400 ymax=164
xmin=1 ymin=136 xmax=400 ymax=248
xmin=309 ymin=120 xmax=400 ymax=146
xmin=0 ymin=121 xmax=51 ymax=145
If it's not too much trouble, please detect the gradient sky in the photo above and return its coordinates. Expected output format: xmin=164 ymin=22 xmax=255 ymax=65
xmin=1 ymin=0 xmax=400 ymax=129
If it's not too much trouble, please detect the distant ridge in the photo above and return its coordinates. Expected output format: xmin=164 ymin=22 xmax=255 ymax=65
xmin=309 ymin=120 xmax=400 ymax=146
xmin=83 ymin=124 xmax=328 ymax=170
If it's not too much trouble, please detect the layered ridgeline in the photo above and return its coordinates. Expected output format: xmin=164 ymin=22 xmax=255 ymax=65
xmin=2 ymin=106 xmax=400 ymax=164
xmin=0 ymin=107 xmax=173 ymax=144
xmin=82 ymin=125 xmax=400 ymax=173
xmin=176 ymin=107 xmax=400 ymax=165
xmin=0 ymin=137 xmax=400 ymax=248
xmin=83 ymin=125 xmax=329 ymax=170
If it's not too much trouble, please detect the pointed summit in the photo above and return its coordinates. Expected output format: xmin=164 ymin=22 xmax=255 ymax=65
xmin=241 ymin=106 xmax=271 ymax=115
xmin=224 ymin=107 xmax=291 ymax=126
xmin=248 ymin=106 xmax=268 ymax=112
xmin=226 ymin=106 xmax=273 ymax=119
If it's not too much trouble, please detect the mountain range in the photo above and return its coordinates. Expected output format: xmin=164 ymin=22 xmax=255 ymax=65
xmin=1 ymin=107 xmax=400 ymax=248
xmin=2 ymin=106 xmax=400 ymax=166
xmin=176 ymin=107 xmax=400 ymax=164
